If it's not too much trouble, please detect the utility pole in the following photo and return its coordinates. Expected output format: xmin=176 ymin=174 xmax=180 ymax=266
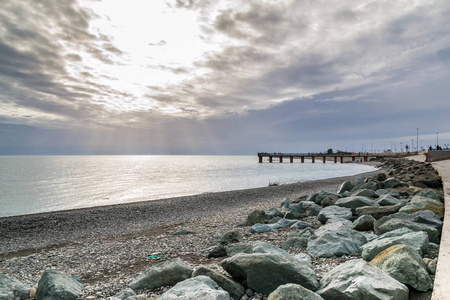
xmin=437 ymin=132 xmax=439 ymax=148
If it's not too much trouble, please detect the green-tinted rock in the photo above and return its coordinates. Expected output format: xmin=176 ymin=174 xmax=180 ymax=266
xmin=400 ymin=195 xmax=444 ymax=218
xmin=221 ymin=253 xmax=319 ymax=295
xmin=268 ymin=283 xmax=324 ymax=300
xmin=193 ymin=266 xmax=244 ymax=300
xmin=36 ymin=270 xmax=83 ymax=300
xmin=0 ymin=274 xmax=29 ymax=300
xmin=370 ymin=244 xmax=433 ymax=291
xmin=129 ymin=258 xmax=192 ymax=291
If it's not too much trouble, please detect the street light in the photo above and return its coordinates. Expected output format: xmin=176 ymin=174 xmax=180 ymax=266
xmin=437 ymin=132 xmax=439 ymax=148
xmin=411 ymin=140 xmax=414 ymax=152
xmin=416 ymin=128 xmax=419 ymax=154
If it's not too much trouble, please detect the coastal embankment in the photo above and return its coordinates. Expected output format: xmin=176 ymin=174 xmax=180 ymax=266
xmin=2 ymin=159 xmax=444 ymax=299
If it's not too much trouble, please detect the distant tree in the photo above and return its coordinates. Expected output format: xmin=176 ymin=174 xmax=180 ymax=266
xmin=327 ymin=148 xmax=333 ymax=154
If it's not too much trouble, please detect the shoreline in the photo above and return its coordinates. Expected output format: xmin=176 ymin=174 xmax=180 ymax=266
xmin=0 ymin=168 xmax=382 ymax=255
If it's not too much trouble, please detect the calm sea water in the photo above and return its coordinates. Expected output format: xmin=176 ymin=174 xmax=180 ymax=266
xmin=0 ymin=155 xmax=376 ymax=217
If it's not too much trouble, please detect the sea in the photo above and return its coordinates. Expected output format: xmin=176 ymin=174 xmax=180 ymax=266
xmin=0 ymin=155 xmax=376 ymax=218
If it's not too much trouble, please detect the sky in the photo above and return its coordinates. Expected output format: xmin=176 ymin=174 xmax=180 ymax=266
xmin=1 ymin=0 xmax=450 ymax=155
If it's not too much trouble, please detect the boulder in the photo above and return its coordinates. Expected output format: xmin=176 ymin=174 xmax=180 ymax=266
xmin=267 ymin=284 xmax=324 ymax=300
xmin=407 ymin=210 xmax=443 ymax=233
xmin=158 ymin=276 xmax=231 ymax=300
xmin=36 ymin=270 xmax=83 ymax=300
xmin=335 ymin=196 xmax=376 ymax=213
xmin=208 ymin=244 xmax=228 ymax=258
xmin=307 ymin=227 xmax=367 ymax=258
xmin=285 ymin=204 xmax=305 ymax=219
xmin=282 ymin=228 xmax=314 ymax=250
xmin=249 ymin=223 xmax=281 ymax=234
xmin=337 ymin=180 xmax=354 ymax=194
xmin=252 ymin=241 xmax=290 ymax=257
xmin=370 ymin=244 xmax=433 ymax=292
xmin=221 ymin=253 xmax=319 ymax=295
xmin=377 ymin=173 xmax=387 ymax=181
xmin=220 ymin=230 xmax=242 ymax=245
xmin=384 ymin=177 xmax=402 ymax=188
xmin=280 ymin=198 xmax=291 ymax=209
xmin=352 ymin=214 xmax=375 ymax=231
xmin=374 ymin=213 xmax=439 ymax=244
xmin=110 ymin=288 xmax=136 ymax=300
xmin=416 ymin=188 xmax=444 ymax=202
xmin=268 ymin=216 xmax=282 ymax=224
xmin=126 ymin=295 xmax=147 ymax=300
xmin=193 ymin=266 xmax=245 ymax=300
xmin=413 ymin=173 xmax=442 ymax=188
xmin=226 ymin=243 xmax=252 ymax=256
xmin=352 ymin=189 xmax=378 ymax=198
xmin=276 ymin=218 xmax=298 ymax=228
xmin=298 ymin=201 xmax=323 ymax=216
xmin=375 ymin=194 xmax=401 ymax=206
xmin=245 ymin=210 xmax=266 ymax=226
xmin=317 ymin=206 xmax=352 ymax=224
xmin=358 ymin=181 xmax=378 ymax=191
xmin=375 ymin=189 xmax=389 ymax=196
xmin=399 ymin=195 xmax=444 ymax=218
xmin=355 ymin=203 xmax=402 ymax=220
xmin=361 ymin=229 xmax=429 ymax=261
xmin=290 ymin=220 xmax=313 ymax=229
xmin=317 ymin=259 xmax=408 ymax=300
xmin=265 ymin=208 xmax=284 ymax=220
xmin=294 ymin=253 xmax=313 ymax=266
xmin=314 ymin=191 xmax=342 ymax=205
xmin=129 ymin=258 xmax=192 ymax=291
xmin=0 ymin=274 xmax=29 ymax=300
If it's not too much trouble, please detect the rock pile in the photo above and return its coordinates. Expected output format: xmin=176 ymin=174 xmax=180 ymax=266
xmin=1 ymin=158 xmax=443 ymax=299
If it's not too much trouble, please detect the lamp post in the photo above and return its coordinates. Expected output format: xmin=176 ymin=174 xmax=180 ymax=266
xmin=416 ymin=128 xmax=419 ymax=154
xmin=411 ymin=140 xmax=414 ymax=152
xmin=437 ymin=132 xmax=439 ymax=148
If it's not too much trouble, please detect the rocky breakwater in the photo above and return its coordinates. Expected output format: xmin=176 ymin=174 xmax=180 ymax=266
xmin=0 ymin=158 xmax=444 ymax=300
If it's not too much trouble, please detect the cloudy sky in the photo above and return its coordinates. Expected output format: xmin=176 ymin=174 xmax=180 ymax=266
xmin=1 ymin=0 xmax=450 ymax=155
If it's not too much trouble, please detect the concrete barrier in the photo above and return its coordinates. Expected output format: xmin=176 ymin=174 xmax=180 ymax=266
xmin=431 ymin=160 xmax=450 ymax=299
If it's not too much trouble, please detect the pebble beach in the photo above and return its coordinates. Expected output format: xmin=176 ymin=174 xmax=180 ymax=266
xmin=0 ymin=167 xmax=384 ymax=298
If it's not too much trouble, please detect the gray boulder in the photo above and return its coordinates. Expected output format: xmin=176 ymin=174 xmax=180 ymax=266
xmin=317 ymin=259 xmax=408 ymax=300
xmin=375 ymin=194 xmax=401 ymax=206
xmin=335 ymin=196 xmax=376 ymax=213
xmin=129 ymin=258 xmax=192 ymax=291
xmin=226 ymin=243 xmax=252 ymax=256
xmin=337 ymin=180 xmax=354 ymax=194
xmin=285 ymin=204 xmax=305 ymax=219
xmin=280 ymin=198 xmax=291 ymax=209
xmin=208 ymin=245 xmax=228 ymax=258
xmin=384 ymin=177 xmax=402 ymax=188
xmin=375 ymin=189 xmax=388 ymax=196
xmin=298 ymin=201 xmax=323 ymax=216
xmin=407 ymin=210 xmax=443 ymax=233
xmin=352 ymin=214 xmax=375 ymax=231
xmin=276 ymin=218 xmax=298 ymax=228
xmin=290 ymin=220 xmax=313 ymax=229
xmin=355 ymin=203 xmax=402 ymax=220
xmin=352 ymin=189 xmax=378 ymax=198
xmin=413 ymin=173 xmax=442 ymax=188
xmin=314 ymin=191 xmax=342 ymax=205
xmin=294 ymin=253 xmax=313 ymax=266
xmin=361 ymin=229 xmax=429 ymax=261
xmin=400 ymin=195 xmax=444 ymax=218
xmin=374 ymin=213 xmax=439 ymax=244
xmin=125 ymin=295 xmax=147 ymax=300
xmin=193 ymin=266 xmax=244 ymax=300
xmin=110 ymin=288 xmax=136 ymax=300
xmin=268 ymin=284 xmax=324 ymax=300
xmin=220 ymin=230 xmax=242 ymax=245
xmin=249 ymin=223 xmax=281 ymax=234
xmin=221 ymin=253 xmax=319 ymax=295
xmin=317 ymin=206 xmax=352 ymax=224
xmin=0 ymin=274 xmax=29 ymax=300
xmin=252 ymin=241 xmax=290 ymax=257
xmin=158 ymin=276 xmax=231 ymax=300
xmin=370 ymin=244 xmax=433 ymax=292
xmin=245 ymin=210 xmax=266 ymax=226
xmin=307 ymin=227 xmax=367 ymax=258
xmin=282 ymin=228 xmax=314 ymax=250
xmin=36 ymin=270 xmax=83 ymax=300
xmin=265 ymin=208 xmax=284 ymax=220
xmin=416 ymin=188 xmax=444 ymax=202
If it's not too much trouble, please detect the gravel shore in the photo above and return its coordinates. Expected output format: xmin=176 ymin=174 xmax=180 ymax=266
xmin=0 ymin=168 xmax=383 ymax=298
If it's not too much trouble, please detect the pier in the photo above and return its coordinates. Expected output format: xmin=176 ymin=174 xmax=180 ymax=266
xmin=257 ymin=152 xmax=402 ymax=163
